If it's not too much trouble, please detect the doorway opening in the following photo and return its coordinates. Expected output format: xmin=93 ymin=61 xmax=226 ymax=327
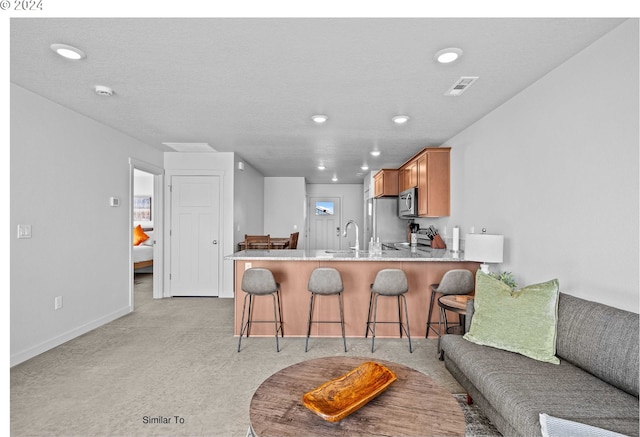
xmin=129 ymin=158 xmax=164 ymax=310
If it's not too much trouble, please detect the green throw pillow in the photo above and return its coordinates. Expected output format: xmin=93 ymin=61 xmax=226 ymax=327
xmin=464 ymin=271 xmax=560 ymax=364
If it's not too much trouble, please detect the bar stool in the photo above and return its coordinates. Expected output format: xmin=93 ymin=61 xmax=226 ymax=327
xmin=237 ymin=268 xmax=284 ymax=352
xmin=426 ymin=269 xmax=474 ymax=341
xmin=305 ymin=268 xmax=347 ymax=352
xmin=365 ymin=269 xmax=412 ymax=353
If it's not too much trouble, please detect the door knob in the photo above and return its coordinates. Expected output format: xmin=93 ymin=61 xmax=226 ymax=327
xmin=336 ymin=227 xmax=340 ymax=237
xmin=212 ymin=240 xmax=218 ymax=245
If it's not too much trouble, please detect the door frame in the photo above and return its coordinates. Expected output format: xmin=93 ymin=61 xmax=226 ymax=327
xmin=165 ymin=170 xmax=224 ymax=297
xmin=129 ymin=158 xmax=165 ymax=305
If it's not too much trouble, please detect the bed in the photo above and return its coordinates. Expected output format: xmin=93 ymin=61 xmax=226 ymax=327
xmin=133 ymin=226 xmax=154 ymax=270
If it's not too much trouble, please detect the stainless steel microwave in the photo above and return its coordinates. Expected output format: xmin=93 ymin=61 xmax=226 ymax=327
xmin=398 ymin=187 xmax=418 ymax=218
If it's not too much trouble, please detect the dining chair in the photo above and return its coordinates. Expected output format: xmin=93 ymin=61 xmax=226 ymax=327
xmin=288 ymin=232 xmax=299 ymax=249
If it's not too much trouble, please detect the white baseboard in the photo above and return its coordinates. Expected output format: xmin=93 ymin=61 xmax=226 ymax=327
xmin=219 ymin=288 xmax=234 ymax=298
xmin=10 ymin=306 xmax=132 ymax=367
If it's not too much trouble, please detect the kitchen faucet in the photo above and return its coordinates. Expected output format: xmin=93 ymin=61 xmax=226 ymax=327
xmin=343 ymin=220 xmax=360 ymax=251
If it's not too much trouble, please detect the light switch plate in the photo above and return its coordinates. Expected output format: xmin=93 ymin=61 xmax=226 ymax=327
xmin=17 ymin=224 xmax=32 ymax=239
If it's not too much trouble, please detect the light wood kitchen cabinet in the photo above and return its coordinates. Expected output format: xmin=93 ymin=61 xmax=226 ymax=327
xmin=417 ymin=148 xmax=450 ymax=217
xmin=373 ymin=169 xmax=399 ymax=197
xmin=399 ymin=160 xmax=418 ymax=192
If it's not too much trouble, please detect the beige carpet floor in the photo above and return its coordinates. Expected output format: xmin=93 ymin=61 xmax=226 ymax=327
xmin=11 ymin=273 xmax=500 ymax=437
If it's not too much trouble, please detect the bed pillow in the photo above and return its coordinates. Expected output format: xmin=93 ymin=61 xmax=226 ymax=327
xmin=464 ymin=271 xmax=560 ymax=364
xmin=133 ymin=225 xmax=150 ymax=246
xmin=141 ymin=231 xmax=154 ymax=246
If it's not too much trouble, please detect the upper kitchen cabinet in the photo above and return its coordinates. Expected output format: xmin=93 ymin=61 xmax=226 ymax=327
xmin=399 ymin=160 xmax=418 ymax=192
xmin=416 ymin=147 xmax=450 ymax=217
xmin=373 ymin=169 xmax=399 ymax=197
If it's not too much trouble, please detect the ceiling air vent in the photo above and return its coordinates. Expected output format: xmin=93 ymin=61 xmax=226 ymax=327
xmin=444 ymin=76 xmax=479 ymax=96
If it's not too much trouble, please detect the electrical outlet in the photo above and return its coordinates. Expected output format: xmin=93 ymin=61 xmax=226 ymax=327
xmin=54 ymin=296 xmax=63 ymax=310
xmin=245 ymin=262 xmax=252 ymax=270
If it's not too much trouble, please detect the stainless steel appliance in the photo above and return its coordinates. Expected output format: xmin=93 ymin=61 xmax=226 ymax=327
xmin=398 ymin=187 xmax=418 ymax=218
xmin=364 ymin=197 xmax=407 ymax=245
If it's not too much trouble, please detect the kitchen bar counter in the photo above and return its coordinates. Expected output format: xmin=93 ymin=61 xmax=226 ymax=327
xmin=225 ymin=248 xmax=466 ymax=262
xmin=226 ymin=249 xmax=479 ymax=339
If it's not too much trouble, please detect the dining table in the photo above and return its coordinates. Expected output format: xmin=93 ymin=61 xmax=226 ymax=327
xmin=237 ymin=237 xmax=290 ymax=251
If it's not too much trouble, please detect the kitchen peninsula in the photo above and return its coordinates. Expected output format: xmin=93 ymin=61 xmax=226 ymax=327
xmin=226 ymin=249 xmax=479 ymax=338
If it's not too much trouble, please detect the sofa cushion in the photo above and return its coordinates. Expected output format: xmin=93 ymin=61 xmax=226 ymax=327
xmin=464 ymin=271 xmax=560 ymax=364
xmin=556 ymin=293 xmax=639 ymax=397
xmin=442 ymin=335 xmax=640 ymax=437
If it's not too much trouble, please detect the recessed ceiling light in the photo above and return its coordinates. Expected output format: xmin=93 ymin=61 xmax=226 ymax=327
xmin=361 ymin=165 xmax=369 ymax=171
xmin=317 ymin=164 xmax=326 ymax=170
xmin=392 ymin=115 xmax=410 ymax=124
xmin=370 ymin=150 xmax=381 ymax=157
xmin=331 ymin=176 xmax=338 ymax=182
xmin=434 ymin=48 xmax=463 ymax=64
xmin=50 ymin=43 xmax=86 ymax=60
xmin=311 ymin=114 xmax=328 ymax=124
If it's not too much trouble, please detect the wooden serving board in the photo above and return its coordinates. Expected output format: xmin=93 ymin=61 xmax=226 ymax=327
xmin=302 ymin=361 xmax=396 ymax=422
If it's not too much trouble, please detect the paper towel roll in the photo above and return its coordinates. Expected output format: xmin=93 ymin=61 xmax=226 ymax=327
xmin=452 ymin=227 xmax=460 ymax=252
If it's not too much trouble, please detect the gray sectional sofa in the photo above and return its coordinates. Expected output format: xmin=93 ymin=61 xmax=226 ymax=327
xmin=441 ymin=293 xmax=639 ymax=437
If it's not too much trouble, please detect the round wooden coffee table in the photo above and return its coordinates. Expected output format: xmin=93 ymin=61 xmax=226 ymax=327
xmin=249 ymin=356 xmax=465 ymax=436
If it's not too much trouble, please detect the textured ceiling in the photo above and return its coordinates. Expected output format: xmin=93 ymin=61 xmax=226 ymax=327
xmin=10 ymin=17 xmax=626 ymax=183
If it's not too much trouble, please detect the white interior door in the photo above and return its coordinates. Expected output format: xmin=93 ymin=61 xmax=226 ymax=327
xmin=308 ymin=197 xmax=341 ymax=250
xmin=170 ymin=175 xmax=220 ymax=297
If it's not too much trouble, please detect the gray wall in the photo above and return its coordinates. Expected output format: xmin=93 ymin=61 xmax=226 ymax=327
xmin=233 ymin=158 xmax=265 ymax=249
xmin=10 ymin=84 xmax=164 ymax=365
xmin=444 ymin=19 xmax=639 ymax=312
xmin=264 ymin=177 xmax=307 ymax=248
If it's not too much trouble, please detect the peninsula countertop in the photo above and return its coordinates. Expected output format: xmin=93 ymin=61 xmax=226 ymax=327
xmin=227 ymin=248 xmax=478 ymax=338
xmin=225 ymin=248 xmax=467 ymax=262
